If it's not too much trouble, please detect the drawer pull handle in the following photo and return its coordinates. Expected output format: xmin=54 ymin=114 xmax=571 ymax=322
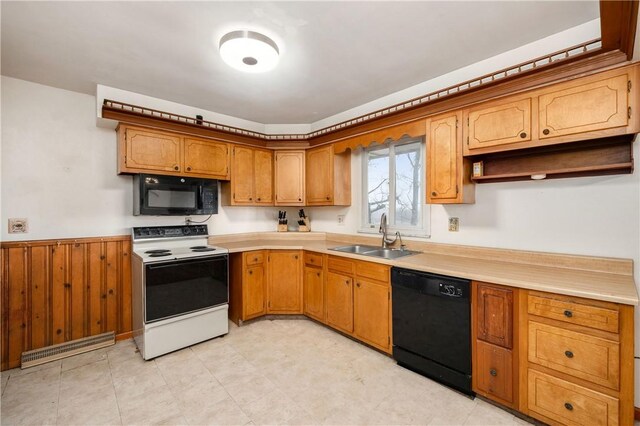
xmin=563 ymin=310 xmax=573 ymax=318
xmin=564 ymin=403 xmax=573 ymax=411
xmin=565 ymin=350 xmax=574 ymax=358
xmin=489 ymin=369 xmax=497 ymax=377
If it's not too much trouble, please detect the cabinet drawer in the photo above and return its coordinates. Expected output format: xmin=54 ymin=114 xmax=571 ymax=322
xmin=528 ymin=321 xmax=620 ymax=390
xmin=304 ymin=252 xmax=323 ymax=268
xmin=244 ymin=251 xmax=265 ymax=266
xmin=528 ymin=294 xmax=619 ymax=333
xmin=356 ymin=261 xmax=389 ymax=283
xmin=475 ymin=341 xmax=513 ymax=404
xmin=528 ymin=370 xmax=619 ymax=426
xmin=328 ymin=256 xmax=355 ymax=275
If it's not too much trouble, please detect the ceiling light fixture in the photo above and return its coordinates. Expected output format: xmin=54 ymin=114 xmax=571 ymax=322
xmin=219 ymin=30 xmax=280 ymax=73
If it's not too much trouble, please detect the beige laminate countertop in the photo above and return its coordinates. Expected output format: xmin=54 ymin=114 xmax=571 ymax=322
xmin=214 ymin=238 xmax=639 ymax=306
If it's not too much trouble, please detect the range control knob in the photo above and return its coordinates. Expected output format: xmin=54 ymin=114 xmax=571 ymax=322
xmin=182 ymin=227 xmax=191 ymax=235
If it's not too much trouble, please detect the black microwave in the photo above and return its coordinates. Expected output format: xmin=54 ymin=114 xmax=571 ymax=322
xmin=133 ymin=174 xmax=218 ymax=216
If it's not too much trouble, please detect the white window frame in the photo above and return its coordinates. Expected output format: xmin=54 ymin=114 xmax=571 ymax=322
xmin=359 ymin=137 xmax=430 ymax=237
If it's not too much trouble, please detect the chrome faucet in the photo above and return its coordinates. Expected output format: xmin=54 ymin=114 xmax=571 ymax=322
xmin=379 ymin=213 xmax=397 ymax=248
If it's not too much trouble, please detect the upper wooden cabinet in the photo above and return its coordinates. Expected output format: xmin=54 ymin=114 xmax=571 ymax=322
xmin=538 ymin=74 xmax=629 ymax=140
xmin=121 ymin=127 xmax=182 ymax=173
xmin=274 ymin=151 xmax=305 ymax=206
xmin=464 ymin=67 xmax=638 ymax=157
xmin=426 ymin=112 xmax=474 ymax=204
xmin=305 ymin=145 xmax=351 ymax=206
xmin=465 ymin=97 xmax=532 ymax=150
xmin=117 ymin=125 xmax=230 ymax=180
xmin=222 ymin=145 xmax=273 ymax=206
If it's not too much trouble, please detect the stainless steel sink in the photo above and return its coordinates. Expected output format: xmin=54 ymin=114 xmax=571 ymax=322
xmin=329 ymin=245 xmax=419 ymax=259
xmin=330 ymin=245 xmax=380 ymax=254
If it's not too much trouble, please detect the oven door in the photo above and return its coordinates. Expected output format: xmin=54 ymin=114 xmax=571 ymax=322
xmin=144 ymin=255 xmax=228 ymax=323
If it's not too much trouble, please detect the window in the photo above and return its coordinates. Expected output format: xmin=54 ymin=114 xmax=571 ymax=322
xmin=362 ymin=137 xmax=426 ymax=234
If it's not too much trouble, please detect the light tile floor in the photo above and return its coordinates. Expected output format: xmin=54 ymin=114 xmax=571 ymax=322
xmin=1 ymin=319 xmax=533 ymax=425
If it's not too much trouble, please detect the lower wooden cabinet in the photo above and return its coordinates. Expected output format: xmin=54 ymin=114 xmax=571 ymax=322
xmin=303 ymin=261 xmax=324 ymax=322
xmin=472 ymin=281 xmax=518 ymax=409
xmin=475 ymin=340 xmax=513 ymax=405
xmin=326 ymin=270 xmax=354 ymax=333
xmin=527 ymin=370 xmax=619 ymax=426
xmin=354 ymin=278 xmax=390 ymax=352
xmin=229 ymin=250 xmax=267 ymax=324
xmin=244 ymin=261 xmax=266 ymax=320
xmin=521 ymin=290 xmax=634 ymax=426
xmin=267 ymin=251 xmax=302 ymax=313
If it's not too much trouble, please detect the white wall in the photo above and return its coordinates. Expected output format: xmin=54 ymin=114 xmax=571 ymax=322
xmin=1 ymin=77 xmax=279 ymax=241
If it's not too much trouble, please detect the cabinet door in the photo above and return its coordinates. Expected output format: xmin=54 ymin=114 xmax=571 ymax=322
xmin=427 ymin=113 xmax=460 ymax=202
xmin=354 ymin=278 xmax=390 ymax=352
xmin=183 ymin=138 xmax=230 ymax=179
xmin=477 ymin=283 xmax=513 ymax=349
xmin=244 ymin=264 xmax=265 ymax=320
xmin=326 ymin=271 xmax=353 ymax=333
xmin=475 ymin=340 xmax=513 ymax=404
xmin=125 ymin=128 xmax=182 ymax=173
xmin=305 ymin=146 xmax=334 ymax=205
xmin=539 ymin=74 xmax=629 ymax=139
xmin=275 ymin=151 xmax=305 ymax=206
xmin=254 ymin=149 xmax=274 ymax=204
xmin=267 ymin=251 xmax=302 ymax=313
xmin=303 ymin=266 xmax=324 ymax=322
xmin=231 ymin=146 xmax=255 ymax=204
xmin=467 ymin=98 xmax=532 ymax=150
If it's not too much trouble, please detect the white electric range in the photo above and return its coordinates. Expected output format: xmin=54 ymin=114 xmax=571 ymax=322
xmin=131 ymin=225 xmax=229 ymax=360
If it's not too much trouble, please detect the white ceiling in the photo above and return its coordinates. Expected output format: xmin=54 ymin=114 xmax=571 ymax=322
xmin=1 ymin=1 xmax=599 ymax=124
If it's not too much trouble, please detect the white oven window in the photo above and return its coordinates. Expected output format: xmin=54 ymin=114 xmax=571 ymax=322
xmin=147 ymin=189 xmax=196 ymax=208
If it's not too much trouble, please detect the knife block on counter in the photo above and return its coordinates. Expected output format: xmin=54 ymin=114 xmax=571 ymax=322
xmin=298 ymin=218 xmax=310 ymax=232
xmin=277 ymin=224 xmax=288 ymax=232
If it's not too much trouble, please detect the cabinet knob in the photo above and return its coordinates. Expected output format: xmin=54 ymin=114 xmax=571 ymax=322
xmin=257 ymin=198 xmax=261 ymax=201
xmin=326 ymin=196 xmax=330 ymax=200
xmin=489 ymin=369 xmax=497 ymax=377
xmin=563 ymin=310 xmax=573 ymax=318
xmin=564 ymin=403 xmax=573 ymax=411
xmin=249 ymin=270 xmax=253 ymax=275
xmin=345 ymin=280 xmax=349 ymax=285
xmin=317 ymin=272 xmax=320 ymax=277
xmin=431 ymin=191 xmax=437 ymax=197
xmin=565 ymin=350 xmax=574 ymax=358
xmin=253 ymin=258 xmax=258 ymax=262
xmin=174 ymin=166 xmax=179 ymax=171
xmin=249 ymin=198 xmax=252 ymax=201
xmin=294 ymin=255 xmax=298 ymax=259
xmin=356 ymin=282 xmax=361 ymax=288
xmin=187 ymin=167 xmax=192 ymax=171
xmin=543 ymin=128 xmax=550 ymax=135
xmin=298 ymin=198 xmax=302 ymax=201
xmin=519 ymin=132 xmax=527 ymax=138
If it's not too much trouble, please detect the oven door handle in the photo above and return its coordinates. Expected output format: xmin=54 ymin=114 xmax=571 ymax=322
xmin=146 ymin=256 xmax=225 ymax=271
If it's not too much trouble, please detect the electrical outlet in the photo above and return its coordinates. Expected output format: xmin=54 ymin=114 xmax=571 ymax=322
xmin=448 ymin=217 xmax=459 ymax=232
xmin=8 ymin=218 xmax=28 ymax=233
xmin=337 ymin=215 xmax=345 ymax=226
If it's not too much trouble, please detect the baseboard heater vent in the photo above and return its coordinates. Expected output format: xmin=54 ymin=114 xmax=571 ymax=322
xmin=21 ymin=331 xmax=115 ymax=369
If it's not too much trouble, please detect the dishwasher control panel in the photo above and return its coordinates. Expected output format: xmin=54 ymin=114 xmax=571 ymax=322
xmin=439 ymin=282 xmax=464 ymax=297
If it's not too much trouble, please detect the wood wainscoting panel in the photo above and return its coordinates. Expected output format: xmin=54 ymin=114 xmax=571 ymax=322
xmin=1 ymin=235 xmax=132 ymax=371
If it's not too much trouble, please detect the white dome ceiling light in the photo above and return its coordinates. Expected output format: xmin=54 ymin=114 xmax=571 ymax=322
xmin=219 ymin=30 xmax=280 ymax=73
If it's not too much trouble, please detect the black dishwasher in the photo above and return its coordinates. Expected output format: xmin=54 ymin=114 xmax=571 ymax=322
xmin=391 ymin=267 xmax=473 ymax=396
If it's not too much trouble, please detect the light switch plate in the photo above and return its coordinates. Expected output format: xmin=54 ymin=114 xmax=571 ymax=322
xmin=8 ymin=218 xmax=28 ymax=233
xmin=448 ymin=217 xmax=459 ymax=232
